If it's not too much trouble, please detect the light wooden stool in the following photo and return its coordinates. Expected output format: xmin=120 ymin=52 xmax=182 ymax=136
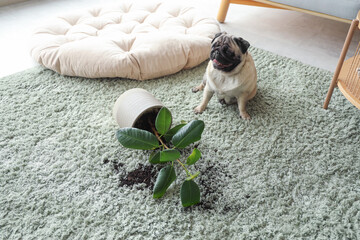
xmin=323 ymin=11 xmax=360 ymax=110
xmin=217 ymin=0 xmax=282 ymax=23
xmin=217 ymin=0 xmax=351 ymax=24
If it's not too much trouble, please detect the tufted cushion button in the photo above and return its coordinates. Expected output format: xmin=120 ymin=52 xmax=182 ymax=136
xmin=30 ymin=0 xmax=220 ymax=80
xmin=89 ymin=8 xmax=102 ymax=17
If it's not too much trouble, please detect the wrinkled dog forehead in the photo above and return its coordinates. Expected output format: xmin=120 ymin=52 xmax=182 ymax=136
xmin=212 ymin=32 xmax=250 ymax=55
xmin=212 ymin=32 xmax=233 ymax=44
xmin=213 ymin=33 xmax=239 ymax=46
xmin=212 ymin=34 xmax=242 ymax=54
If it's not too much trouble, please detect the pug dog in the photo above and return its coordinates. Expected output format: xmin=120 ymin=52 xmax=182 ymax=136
xmin=193 ymin=32 xmax=257 ymax=120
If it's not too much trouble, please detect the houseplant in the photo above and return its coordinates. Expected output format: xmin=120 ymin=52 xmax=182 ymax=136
xmin=114 ymin=89 xmax=205 ymax=207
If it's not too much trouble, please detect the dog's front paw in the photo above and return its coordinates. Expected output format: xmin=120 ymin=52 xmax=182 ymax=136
xmin=192 ymin=87 xmax=200 ymax=93
xmin=240 ymin=111 xmax=251 ymax=120
xmin=194 ymin=106 xmax=205 ymax=114
xmin=219 ymin=99 xmax=226 ymax=105
xmin=192 ymin=83 xmax=205 ymax=93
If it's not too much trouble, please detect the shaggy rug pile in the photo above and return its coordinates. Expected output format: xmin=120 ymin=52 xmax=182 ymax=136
xmin=1 ymin=47 xmax=359 ymax=239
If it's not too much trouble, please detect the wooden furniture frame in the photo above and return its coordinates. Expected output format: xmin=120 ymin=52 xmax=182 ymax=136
xmin=323 ymin=12 xmax=360 ymax=110
xmin=217 ymin=0 xmax=352 ymax=24
xmin=0 ymin=0 xmax=28 ymax=7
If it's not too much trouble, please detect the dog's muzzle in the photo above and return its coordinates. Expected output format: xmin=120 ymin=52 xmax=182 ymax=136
xmin=211 ymin=48 xmax=238 ymax=71
xmin=212 ymin=59 xmax=232 ymax=68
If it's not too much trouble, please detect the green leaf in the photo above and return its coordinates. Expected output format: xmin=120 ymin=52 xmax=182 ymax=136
xmin=180 ymin=180 xmax=200 ymax=207
xmin=149 ymin=151 xmax=161 ymax=164
xmin=153 ymin=165 xmax=176 ymax=199
xmin=163 ymin=124 xmax=186 ymax=143
xmin=160 ymin=149 xmax=180 ymax=162
xmin=186 ymin=148 xmax=201 ymax=165
xmin=172 ymin=120 xmax=205 ymax=149
xmin=155 ymin=107 xmax=172 ymax=135
xmin=116 ymin=128 xmax=160 ymax=150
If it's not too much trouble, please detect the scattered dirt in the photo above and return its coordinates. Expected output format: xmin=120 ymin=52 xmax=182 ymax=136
xmin=196 ymin=165 xmax=222 ymax=210
xmin=119 ymin=164 xmax=158 ymax=190
xmin=110 ymin=133 xmax=230 ymax=210
xmin=109 ymin=159 xmax=234 ymax=211
xmin=111 ymin=161 xmax=124 ymax=174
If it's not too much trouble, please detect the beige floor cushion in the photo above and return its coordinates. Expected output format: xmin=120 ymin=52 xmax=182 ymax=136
xmin=30 ymin=1 xmax=220 ymax=80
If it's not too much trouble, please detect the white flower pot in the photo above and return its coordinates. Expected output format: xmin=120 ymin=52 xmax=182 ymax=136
xmin=113 ymin=88 xmax=164 ymax=130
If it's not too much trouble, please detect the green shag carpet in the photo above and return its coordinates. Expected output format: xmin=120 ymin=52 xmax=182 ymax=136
xmin=1 ymin=47 xmax=359 ymax=239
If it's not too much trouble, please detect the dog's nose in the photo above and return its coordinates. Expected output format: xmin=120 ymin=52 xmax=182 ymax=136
xmin=222 ymin=46 xmax=228 ymax=52
xmin=214 ymin=50 xmax=220 ymax=59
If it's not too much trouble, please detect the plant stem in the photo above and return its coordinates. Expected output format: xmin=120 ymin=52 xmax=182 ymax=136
xmin=148 ymin=118 xmax=168 ymax=148
xmin=176 ymin=159 xmax=191 ymax=177
xmin=150 ymin=123 xmax=191 ymax=177
xmin=151 ymin=125 xmax=168 ymax=149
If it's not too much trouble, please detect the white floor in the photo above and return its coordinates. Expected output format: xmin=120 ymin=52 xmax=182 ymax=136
xmin=0 ymin=0 xmax=359 ymax=78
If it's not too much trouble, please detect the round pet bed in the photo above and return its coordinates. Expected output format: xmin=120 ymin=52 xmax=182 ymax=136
xmin=30 ymin=1 xmax=220 ymax=80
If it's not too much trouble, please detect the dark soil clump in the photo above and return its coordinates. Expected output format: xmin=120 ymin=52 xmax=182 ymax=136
xmin=133 ymin=110 xmax=160 ymax=132
xmin=119 ymin=164 xmax=158 ymax=190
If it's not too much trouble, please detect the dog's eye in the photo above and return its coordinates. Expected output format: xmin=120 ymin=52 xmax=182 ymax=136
xmin=226 ymin=50 xmax=234 ymax=57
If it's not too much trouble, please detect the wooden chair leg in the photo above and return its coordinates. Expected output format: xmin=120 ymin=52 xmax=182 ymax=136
xmin=217 ymin=0 xmax=230 ymax=23
xmin=323 ymin=19 xmax=359 ymax=109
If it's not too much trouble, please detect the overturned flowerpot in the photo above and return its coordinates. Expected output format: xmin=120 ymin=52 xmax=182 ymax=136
xmin=113 ymin=88 xmax=164 ymax=131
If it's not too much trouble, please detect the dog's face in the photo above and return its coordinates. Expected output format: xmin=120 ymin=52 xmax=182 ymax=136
xmin=210 ymin=32 xmax=250 ymax=72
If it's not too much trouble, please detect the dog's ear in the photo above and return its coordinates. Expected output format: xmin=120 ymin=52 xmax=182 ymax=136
xmin=235 ymin=37 xmax=250 ymax=54
xmin=211 ymin=32 xmax=226 ymax=43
